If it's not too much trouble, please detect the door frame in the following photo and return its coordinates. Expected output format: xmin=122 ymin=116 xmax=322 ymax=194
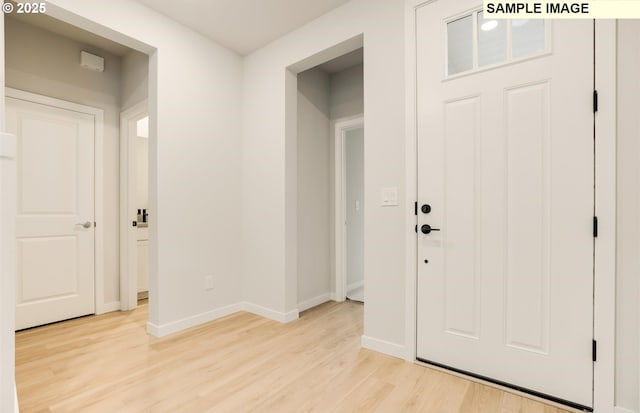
xmin=334 ymin=116 xmax=364 ymax=302
xmin=0 ymin=103 xmax=17 ymax=413
xmin=5 ymin=87 xmax=108 ymax=315
xmin=403 ymin=2 xmax=616 ymax=411
xmin=119 ymin=100 xmax=148 ymax=311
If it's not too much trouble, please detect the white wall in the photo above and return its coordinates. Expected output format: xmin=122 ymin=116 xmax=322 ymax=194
xmin=616 ymin=20 xmax=640 ymax=413
xmin=0 ymin=9 xmax=17 ymax=412
xmin=243 ymin=0 xmax=405 ymax=345
xmin=136 ymin=136 xmax=149 ymax=210
xmin=37 ymin=0 xmax=244 ymax=331
xmin=5 ymin=17 xmax=123 ymax=307
xmin=345 ymin=127 xmax=364 ymax=287
xmin=0 ymin=128 xmax=16 ymax=413
xmin=121 ymin=49 xmax=148 ymax=110
xmin=330 ymin=63 xmax=363 ymax=120
xmin=296 ymin=68 xmax=332 ymax=305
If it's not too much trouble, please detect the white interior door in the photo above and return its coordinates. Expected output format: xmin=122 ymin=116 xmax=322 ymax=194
xmin=7 ymin=96 xmax=95 ymax=330
xmin=416 ymin=2 xmax=594 ymax=409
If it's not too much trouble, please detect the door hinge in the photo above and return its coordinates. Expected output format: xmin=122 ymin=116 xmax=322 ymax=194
xmin=593 ymin=216 xmax=598 ymax=238
xmin=592 ymin=340 xmax=597 ymax=362
xmin=593 ymin=90 xmax=598 ymax=113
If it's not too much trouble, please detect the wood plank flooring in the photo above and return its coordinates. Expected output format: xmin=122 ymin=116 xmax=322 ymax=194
xmin=16 ymin=301 xmax=572 ymax=413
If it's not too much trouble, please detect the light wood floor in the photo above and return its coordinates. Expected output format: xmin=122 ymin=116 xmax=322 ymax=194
xmin=16 ymin=301 xmax=571 ymax=413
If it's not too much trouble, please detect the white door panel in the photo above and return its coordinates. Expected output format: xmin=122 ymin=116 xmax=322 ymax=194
xmin=7 ymin=96 xmax=95 ymax=330
xmin=416 ymin=1 xmax=593 ymax=408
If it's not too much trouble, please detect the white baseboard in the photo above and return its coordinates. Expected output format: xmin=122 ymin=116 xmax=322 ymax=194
xmin=242 ymin=302 xmax=299 ymax=323
xmin=145 ymin=300 xmax=304 ymax=338
xmin=346 ymin=280 xmax=364 ymax=292
xmin=361 ymin=335 xmax=406 ymax=360
xmin=615 ymin=407 xmax=638 ymax=413
xmin=96 ymin=301 xmax=121 ymax=315
xmin=297 ymin=293 xmax=332 ymax=312
xmin=147 ymin=302 xmax=243 ymax=337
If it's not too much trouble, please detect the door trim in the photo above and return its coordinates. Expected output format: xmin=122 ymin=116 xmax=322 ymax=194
xmin=5 ymin=87 xmax=107 ymax=314
xmin=334 ymin=116 xmax=364 ymax=302
xmin=593 ymin=19 xmax=616 ymax=413
xmin=0 ymin=126 xmax=17 ymax=413
xmin=119 ymin=101 xmax=148 ymax=311
xmin=403 ymin=3 xmax=616 ymax=412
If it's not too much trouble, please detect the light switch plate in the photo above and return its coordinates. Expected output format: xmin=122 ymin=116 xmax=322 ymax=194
xmin=0 ymin=133 xmax=16 ymax=160
xmin=381 ymin=187 xmax=399 ymax=207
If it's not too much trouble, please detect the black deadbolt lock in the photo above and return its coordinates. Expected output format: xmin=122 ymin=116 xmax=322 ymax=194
xmin=421 ymin=204 xmax=431 ymax=214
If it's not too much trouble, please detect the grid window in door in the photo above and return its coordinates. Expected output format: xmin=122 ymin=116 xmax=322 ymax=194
xmin=445 ymin=10 xmax=547 ymax=76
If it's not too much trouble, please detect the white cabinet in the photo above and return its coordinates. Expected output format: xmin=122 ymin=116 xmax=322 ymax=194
xmin=137 ymin=240 xmax=148 ymax=293
xmin=136 ymin=227 xmax=148 ymax=241
xmin=137 ymin=228 xmax=149 ymax=293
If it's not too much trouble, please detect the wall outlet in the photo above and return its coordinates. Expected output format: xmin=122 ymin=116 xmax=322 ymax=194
xmin=204 ymin=275 xmax=214 ymax=291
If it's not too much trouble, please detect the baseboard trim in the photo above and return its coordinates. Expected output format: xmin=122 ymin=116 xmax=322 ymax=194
xmin=145 ymin=300 xmax=304 ymax=338
xmin=297 ymin=293 xmax=332 ymax=312
xmin=242 ymin=302 xmax=299 ymax=323
xmin=146 ymin=302 xmax=243 ymax=337
xmin=346 ymin=280 xmax=364 ymax=292
xmin=615 ymin=407 xmax=637 ymax=413
xmin=96 ymin=301 xmax=121 ymax=315
xmin=361 ymin=335 xmax=406 ymax=360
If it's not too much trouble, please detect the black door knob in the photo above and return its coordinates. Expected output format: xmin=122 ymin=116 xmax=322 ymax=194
xmin=421 ymin=224 xmax=440 ymax=234
xmin=421 ymin=204 xmax=431 ymax=214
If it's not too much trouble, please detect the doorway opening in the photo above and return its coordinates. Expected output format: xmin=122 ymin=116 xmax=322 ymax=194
xmin=5 ymin=11 xmax=151 ymax=328
xmin=120 ymin=105 xmax=150 ymax=310
xmin=334 ymin=117 xmax=364 ymax=303
xmin=294 ymin=47 xmax=364 ymax=312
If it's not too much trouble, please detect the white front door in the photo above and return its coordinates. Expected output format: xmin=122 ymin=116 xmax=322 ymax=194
xmin=7 ymin=96 xmax=96 ymax=330
xmin=416 ymin=1 xmax=594 ymax=409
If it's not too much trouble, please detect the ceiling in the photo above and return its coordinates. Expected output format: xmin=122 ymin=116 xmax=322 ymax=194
xmin=7 ymin=0 xmax=354 ymax=60
xmin=7 ymin=4 xmax=132 ymax=56
xmin=135 ymin=0 xmax=351 ymax=55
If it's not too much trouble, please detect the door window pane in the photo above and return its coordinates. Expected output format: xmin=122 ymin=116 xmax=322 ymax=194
xmin=447 ymin=15 xmax=473 ymax=75
xmin=477 ymin=11 xmax=507 ymax=67
xmin=512 ymin=19 xmax=545 ymax=59
xmin=444 ymin=10 xmax=546 ymax=77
